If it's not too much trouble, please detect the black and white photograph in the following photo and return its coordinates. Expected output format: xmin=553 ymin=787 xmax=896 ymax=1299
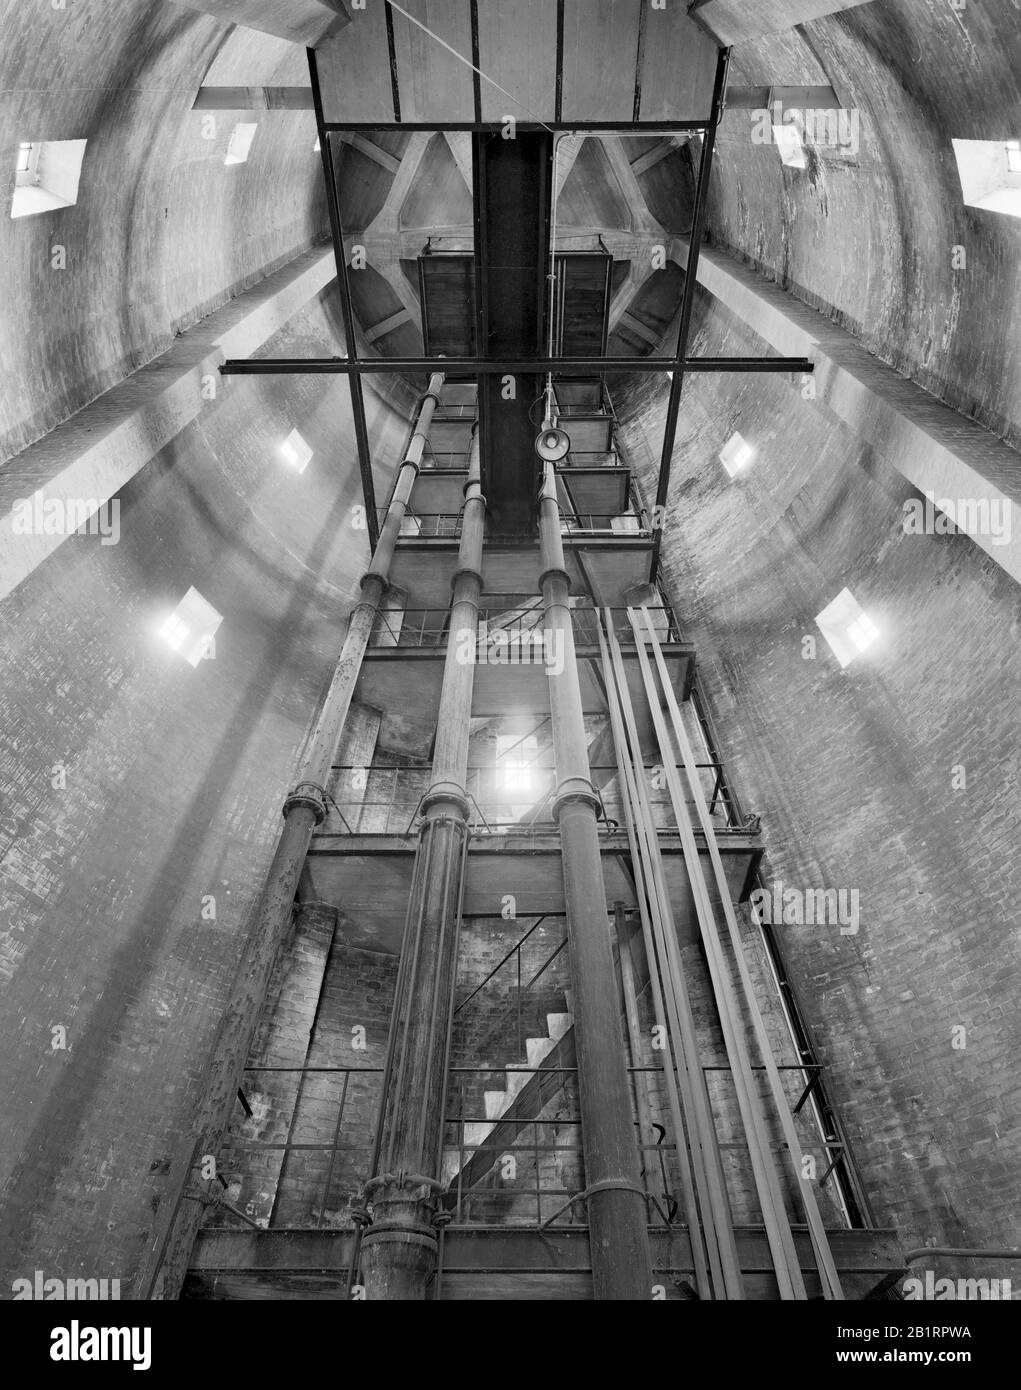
xmin=0 ymin=0 xmax=1018 ymax=1360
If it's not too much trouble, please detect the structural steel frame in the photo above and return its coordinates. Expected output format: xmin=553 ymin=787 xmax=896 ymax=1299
xmin=227 ymin=44 xmax=812 ymax=561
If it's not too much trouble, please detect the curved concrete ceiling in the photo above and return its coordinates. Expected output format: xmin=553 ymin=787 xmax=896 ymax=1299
xmin=2 ymin=0 xmax=1021 ymax=1297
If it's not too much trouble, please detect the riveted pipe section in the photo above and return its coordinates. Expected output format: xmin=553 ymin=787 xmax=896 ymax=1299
xmin=360 ymin=428 xmax=485 ymax=1299
xmin=537 ymin=458 xmax=653 ymax=1301
xmin=147 ymin=373 xmax=445 ymax=1298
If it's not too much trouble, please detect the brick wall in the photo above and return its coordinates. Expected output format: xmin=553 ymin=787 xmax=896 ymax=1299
xmin=614 ymin=289 xmax=1021 ymax=1287
xmin=0 ymin=295 xmax=410 ymax=1293
xmin=212 ymin=916 xmax=398 ymax=1232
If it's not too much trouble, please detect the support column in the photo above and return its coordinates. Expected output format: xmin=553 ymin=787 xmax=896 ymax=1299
xmin=168 ymin=0 xmax=344 ymax=46
xmin=147 ymin=373 xmax=444 ymax=1298
xmin=690 ymin=0 xmax=874 ymax=46
xmin=538 ymin=461 xmax=653 ymax=1301
xmin=359 ymin=428 xmax=485 ymax=1299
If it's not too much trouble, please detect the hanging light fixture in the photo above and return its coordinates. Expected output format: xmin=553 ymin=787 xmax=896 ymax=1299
xmin=534 ymin=376 xmax=571 ymax=462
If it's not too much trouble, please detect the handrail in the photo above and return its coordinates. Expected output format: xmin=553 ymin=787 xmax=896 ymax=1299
xmin=453 ymin=915 xmax=551 ymax=1015
xmin=361 ymin=604 xmax=687 ymax=647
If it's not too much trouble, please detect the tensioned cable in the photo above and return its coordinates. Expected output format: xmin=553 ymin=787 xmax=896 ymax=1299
xmin=384 ymin=0 xmax=555 ymax=133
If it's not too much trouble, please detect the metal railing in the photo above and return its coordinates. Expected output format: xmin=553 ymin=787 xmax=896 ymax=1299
xmin=381 ymin=510 xmax=465 ymax=538
xmin=454 ymin=914 xmax=569 ymax=1058
xmin=559 ymin=510 xmax=651 ymax=534
xmin=364 ymin=603 xmax=687 ymax=649
xmin=202 ymin=1065 xmax=385 ymax=1232
xmin=322 ymin=762 xmax=738 ymax=836
xmin=384 ymin=509 xmax=651 ymax=539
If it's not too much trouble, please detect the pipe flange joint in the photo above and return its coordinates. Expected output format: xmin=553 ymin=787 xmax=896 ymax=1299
xmin=282 ymin=781 xmax=328 ymax=824
xmin=538 ymin=567 xmax=571 ymax=593
xmin=358 ymin=573 xmax=386 ymax=599
xmin=420 ymin=783 xmax=471 ymax=820
xmin=552 ymin=776 xmax=602 ymax=819
xmin=359 ymin=1224 xmax=438 ymax=1255
xmin=451 ymin=567 xmax=484 ymax=593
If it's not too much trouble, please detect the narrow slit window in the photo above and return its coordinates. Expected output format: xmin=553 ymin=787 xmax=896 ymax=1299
xmin=816 ymin=588 xmax=881 ymax=668
xmin=225 ymin=122 xmax=258 ymax=167
xmin=10 ymin=138 xmax=87 ymax=219
xmin=157 ymin=587 xmax=223 ymax=667
xmin=719 ymin=432 xmax=755 ymax=478
xmin=952 ymin=138 xmax=1021 ymax=218
xmin=279 ymin=429 xmax=312 ymax=474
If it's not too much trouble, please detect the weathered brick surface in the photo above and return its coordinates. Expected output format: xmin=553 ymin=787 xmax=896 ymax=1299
xmin=214 ymin=924 xmax=398 ymax=1231
xmin=706 ymin=1 xmax=1021 ymax=456
xmin=0 ymin=295 xmax=410 ymax=1294
xmin=0 ymin=0 xmax=328 ymax=464
xmin=615 ymin=285 xmax=1021 ymax=1287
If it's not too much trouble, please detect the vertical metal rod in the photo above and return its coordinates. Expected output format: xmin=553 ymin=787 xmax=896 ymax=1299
xmin=613 ymin=903 xmax=658 ymax=1201
xmin=599 ymin=615 xmax=738 ymax=1299
xmin=628 ymin=612 xmax=806 ymax=1298
xmin=638 ymin=606 xmax=844 ymax=1300
xmin=308 ymin=48 xmax=380 ymax=551
xmin=649 ymin=45 xmax=731 ymax=581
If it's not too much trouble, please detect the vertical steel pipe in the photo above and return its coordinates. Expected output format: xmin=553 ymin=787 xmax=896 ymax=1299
xmin=537 ymin=460 xmax=652 ymax=1301
xmin=145 ymin=374 xmax=445 ymax=1298
xmin=359 ymin=429 xmax=485 ymax=1299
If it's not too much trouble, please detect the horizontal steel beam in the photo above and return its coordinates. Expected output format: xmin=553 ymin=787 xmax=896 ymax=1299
xmin=190 ymin=1226 xmax=904 ymax=1275
xmin=221 ymin=356 xmax=814 ymax=376
xmin=322 ymin=121 xmax=709 ymax=133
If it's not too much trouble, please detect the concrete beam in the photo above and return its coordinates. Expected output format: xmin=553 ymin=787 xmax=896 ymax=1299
xmin=629 ymin=136 xmax=689 ymax=178
xmin=193 ymin=87 xmax=314 ymax=109
xmin=169 ymin=0 xmax=348 ymax=45
xmin=724 ymin=85 xmax=842 ymax=111
xmin=342 ymin=133 xmax=402 ymax=174
xmin=444 ymin=132 xmax=474 ymax=191
xmin=689 ymin=0 xmax=874 ymax=46
xmin=670 ymin=238 xmax=1021 ymax=586
xmin=364 ymin=308 xmax=412 ymax=345
xmin=554 ymin=134 xmax=587 ymax=201
xmin=602 ymin=138 xmax=667 ymax=235
xmin=620 ymin=311 xmax=662 ymax=348
xmin=364 ymin=132 xmax=433 ymax=236
xmin=0 ymin=247 xmax=336 ymax=603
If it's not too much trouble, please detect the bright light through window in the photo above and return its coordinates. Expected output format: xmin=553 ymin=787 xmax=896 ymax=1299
xmin=496 ymin=734 xmax=538 ymax=793
xmin=10 ymin=138 xmax=87 ymax=219
xmin=952 ymin=138 xmax=1021 ymax=218
xmin=774 ymin=122 xmax=807 ymax=169
xmin=816 ymin=587 xmax=881 ymax=668
xmin=847 ymin=613 xmax=879 ymax=653
xmin=280 ymin=428 xmax=313 ymax=474
xmin=225 ymin=123 xmax=258 ymax=167
xmin=158 ymin=587 xmax=223 ymax=667
xmin=719 ymin=432 xmax=755 ymax=478
xmin=159 ymin=613 xmax=189 ymax=651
